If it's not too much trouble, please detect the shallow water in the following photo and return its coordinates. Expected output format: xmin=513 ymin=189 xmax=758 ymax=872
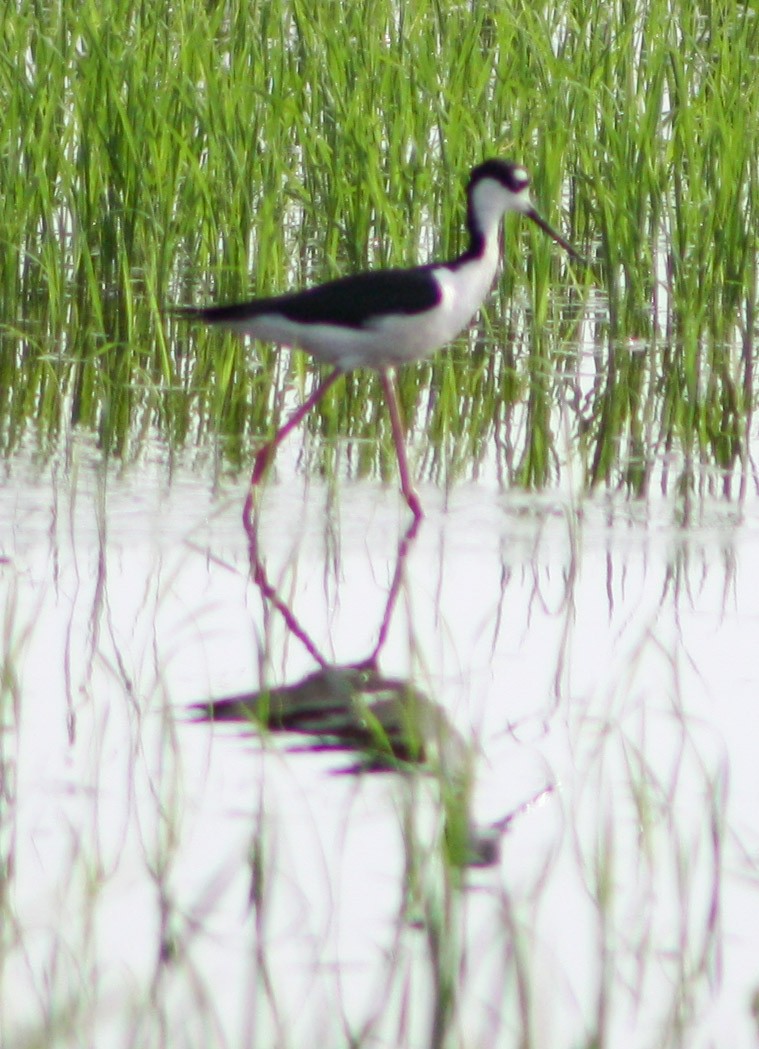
xmin=2 ymin=442 xmax=759 ymax=1048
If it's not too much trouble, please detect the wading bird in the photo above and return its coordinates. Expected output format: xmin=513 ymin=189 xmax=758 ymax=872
xmin=176 ymin=160 xmax=583 ymax=519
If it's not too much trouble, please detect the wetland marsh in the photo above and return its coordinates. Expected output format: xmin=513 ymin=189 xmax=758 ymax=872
xmin=1 ymin=1 xmax=758 ymax=1046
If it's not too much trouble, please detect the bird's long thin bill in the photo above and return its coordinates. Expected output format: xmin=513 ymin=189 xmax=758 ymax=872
xmin=528 ymin=208 xmax=586 ymax=264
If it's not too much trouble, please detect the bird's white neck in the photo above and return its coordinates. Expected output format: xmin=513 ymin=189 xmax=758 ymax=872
xmin=463 ymin=175 xmax=532 ymax=264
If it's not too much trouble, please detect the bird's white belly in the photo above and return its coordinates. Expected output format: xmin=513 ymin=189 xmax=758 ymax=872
xmin=229 ymin=252 xmax=499 ymax=371
xmin=231 ymin=316 xmax=433 ymax=370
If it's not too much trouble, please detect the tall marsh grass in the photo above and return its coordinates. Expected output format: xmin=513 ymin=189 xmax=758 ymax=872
xmin=0 ymin=0 xmax=756 ymax=493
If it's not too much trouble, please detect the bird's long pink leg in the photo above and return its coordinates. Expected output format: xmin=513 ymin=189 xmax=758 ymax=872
xmin=367 ymin=511 xmax=421 ymax=663
xmin=243 ymin=367 xmax=343 ymax=528
xmin=380 ymin=369 xmax=423 ymax=521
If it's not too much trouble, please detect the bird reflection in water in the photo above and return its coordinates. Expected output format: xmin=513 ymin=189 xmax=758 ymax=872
xmin=193 ymin=517 xmax=554 ymax=867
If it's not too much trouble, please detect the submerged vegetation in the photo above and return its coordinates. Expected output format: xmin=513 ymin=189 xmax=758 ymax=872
xmin=1 ymin=0 xmax=757 ymax=495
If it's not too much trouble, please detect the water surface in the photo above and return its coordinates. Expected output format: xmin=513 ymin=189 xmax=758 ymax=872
xmin=2 ymin=444 xmax=759 ymax=1048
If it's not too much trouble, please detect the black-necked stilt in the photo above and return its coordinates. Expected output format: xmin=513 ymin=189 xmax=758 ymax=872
xmin=176 ymin=160 xmax=583 ymax=518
